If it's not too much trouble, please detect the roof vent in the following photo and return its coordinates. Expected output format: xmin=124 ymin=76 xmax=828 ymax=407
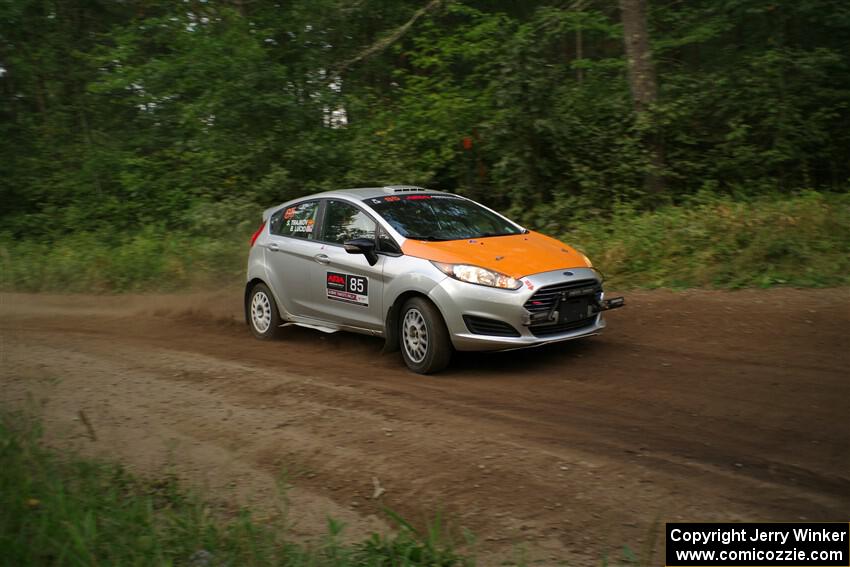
xmin=383 ymin=185 xmax=427 ymax=193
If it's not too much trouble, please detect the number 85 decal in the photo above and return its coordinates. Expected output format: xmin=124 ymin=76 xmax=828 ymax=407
xmin=349 ymin=277 xmax=366 ymax=293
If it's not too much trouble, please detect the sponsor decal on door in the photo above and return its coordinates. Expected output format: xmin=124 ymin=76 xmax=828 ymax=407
xmin=326 ymin=271 xmax=369 ymax=306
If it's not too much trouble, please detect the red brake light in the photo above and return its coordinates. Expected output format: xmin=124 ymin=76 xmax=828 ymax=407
xmin=250 ymin=220 xmax=266 ymax=247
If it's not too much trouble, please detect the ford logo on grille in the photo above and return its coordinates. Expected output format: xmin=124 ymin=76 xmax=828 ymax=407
xmin=563 ymin=271 xmax=574 ymax=276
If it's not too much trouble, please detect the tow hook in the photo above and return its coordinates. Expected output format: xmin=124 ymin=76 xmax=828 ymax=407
xmin=523 ymin=310 xmax=555 ymax=326
xmin=598 ymin=296 xmax=625 ymax=310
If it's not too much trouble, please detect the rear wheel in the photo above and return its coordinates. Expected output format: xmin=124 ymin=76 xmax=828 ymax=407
xmin=248 ymin=283 xmax=283 ymax=340
xmin=399 ymin=297 xmax=452 ymax=374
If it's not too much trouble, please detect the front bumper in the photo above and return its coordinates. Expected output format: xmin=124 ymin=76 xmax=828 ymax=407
xmin=428 ymin=267 xmax=616 ymax=352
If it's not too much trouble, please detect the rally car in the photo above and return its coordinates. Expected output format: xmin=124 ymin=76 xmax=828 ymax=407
xmin=245 ymin=186 xmax=623 ymax=374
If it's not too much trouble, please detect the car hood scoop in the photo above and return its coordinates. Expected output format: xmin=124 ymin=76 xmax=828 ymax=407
xmin=401 ymin=231 xmax=591 ymax=279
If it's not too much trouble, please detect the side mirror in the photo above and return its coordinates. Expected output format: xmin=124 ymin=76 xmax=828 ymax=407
xmin=344 ymin=237 xmax=379 ymax=266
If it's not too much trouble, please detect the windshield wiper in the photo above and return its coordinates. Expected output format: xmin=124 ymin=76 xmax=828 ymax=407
xmin=475 ymin=231 xmax=517 ymax=238
xmin=409 ymin=232 xmax=515 ymax=240
xmin=406 ymin=234 xmax=455 ymax=241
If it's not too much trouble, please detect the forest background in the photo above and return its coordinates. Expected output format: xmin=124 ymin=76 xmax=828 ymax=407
xmin=2 ymin=0 xmax=848 ymax=291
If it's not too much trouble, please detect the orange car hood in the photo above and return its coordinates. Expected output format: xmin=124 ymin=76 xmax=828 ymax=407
xmin=401 ymin=231 xmax=590 ymax=279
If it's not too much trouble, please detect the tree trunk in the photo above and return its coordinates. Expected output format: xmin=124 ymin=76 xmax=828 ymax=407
xmin=575 ymin=0 xmax=585 ymax=84
xmin=619 ymin=0 xmax=656 ymax=112
xmin=619 ymin=0 xmax=664 ymax=196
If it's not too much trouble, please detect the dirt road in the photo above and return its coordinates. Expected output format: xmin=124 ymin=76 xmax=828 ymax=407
xmin=1 ymin=288 xmax=848 ymax=565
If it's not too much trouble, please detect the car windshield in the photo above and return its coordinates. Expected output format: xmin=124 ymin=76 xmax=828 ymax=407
xmin=366 ymin=194 xmax=523 ymax=241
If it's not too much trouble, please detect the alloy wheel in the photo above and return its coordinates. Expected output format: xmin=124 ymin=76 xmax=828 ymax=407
xmin=250 ymin=290 xmax=272 ymax=334
xmin=402 ymin=308 xmax=428 ymax=363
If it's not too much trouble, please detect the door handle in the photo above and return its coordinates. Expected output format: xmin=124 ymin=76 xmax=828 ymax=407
xmin=313 ymin=254 xmax=331 ymax=264
xmin=267 ymin=243 xmax=281 ymax=252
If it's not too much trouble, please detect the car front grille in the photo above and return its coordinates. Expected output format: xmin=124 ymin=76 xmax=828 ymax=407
xmin=523 ymin=279 xmax=600 ymax=314
xmin=525 ymin=279 xmax=601 ymax=338
xmin=462 ymin=315 xmax=521 ymax=337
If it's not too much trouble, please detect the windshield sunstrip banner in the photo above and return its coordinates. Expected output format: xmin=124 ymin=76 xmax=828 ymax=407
xmin=367 ymin=194 xmax=464 ymax=205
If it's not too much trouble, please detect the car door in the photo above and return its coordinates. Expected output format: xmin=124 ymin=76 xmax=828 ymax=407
xmin=311 ymin=199 xmax=385 ymax=330
xmin=264 ymin=199 xmax=326 ymax=318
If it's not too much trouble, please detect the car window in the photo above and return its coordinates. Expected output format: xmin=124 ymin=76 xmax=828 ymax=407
xmin=366 ymin=194 xmax=522 ymax=241
xmin=270 ymin=200 xmax=319 ymax=239
xmin=322 ymin=200 xmax=376 ymax=245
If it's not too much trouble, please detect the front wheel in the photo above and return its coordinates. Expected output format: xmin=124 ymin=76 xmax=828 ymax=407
xmin=399 ymin=297 xmax=452 ymax=374
xmin=248 ymin=283 xmax=283 ymax=340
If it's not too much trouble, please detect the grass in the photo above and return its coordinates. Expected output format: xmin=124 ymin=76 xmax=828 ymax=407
xmin=565 ymin=191 xmax=850 ymax=289
xmin=1 ymin=192 xmax=847 ymax=292
xmin=0 ymin=228 xmax=247 ymax=293
xmin=0 ymin=410 xmax=471 ymax=566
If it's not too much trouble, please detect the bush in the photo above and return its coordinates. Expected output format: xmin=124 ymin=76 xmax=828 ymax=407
xmin=0 ymin=229 xmax=247 ymax=292
xmin=565 ymin=191 xmax=850 ymax=289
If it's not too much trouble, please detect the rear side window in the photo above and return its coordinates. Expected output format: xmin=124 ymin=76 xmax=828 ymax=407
xmin=321 ymin=200 xmax=376 ymax=244
xmin=270 ymin=200 xmax=319 ymax=239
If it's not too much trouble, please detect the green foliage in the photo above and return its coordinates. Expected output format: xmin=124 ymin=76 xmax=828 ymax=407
xmin=354 ymin=509 xmax=471 ymax=566
xmin=0 ymin=409 xmax=471 ymax=566
xmin=0 ymin=228 xmax=245 ymax=293
xmin=340 ymin=4 xmax=511 ymax=189
xmin=567 ymin=192 xmax=850 ymax=289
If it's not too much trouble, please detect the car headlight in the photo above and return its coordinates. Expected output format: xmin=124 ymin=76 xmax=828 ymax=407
xmin=432 ymin=262 xmax=522 ymax=290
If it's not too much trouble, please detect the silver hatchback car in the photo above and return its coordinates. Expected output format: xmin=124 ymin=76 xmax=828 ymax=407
xmin=245 ymin=186 xmax=623 ymax=373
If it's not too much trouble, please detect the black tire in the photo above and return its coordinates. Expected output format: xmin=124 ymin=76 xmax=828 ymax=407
xmin=247 ymin=283 xmax=284 ymax=340
xmin=398 ymin=297 xmax=452 ymax=374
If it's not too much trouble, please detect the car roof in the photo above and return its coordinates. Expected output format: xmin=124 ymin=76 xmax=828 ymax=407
xmin=262 ymin=186 xmax=458 ymax=221
xmin=311 ymin=185 xmax=450 ymax=201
